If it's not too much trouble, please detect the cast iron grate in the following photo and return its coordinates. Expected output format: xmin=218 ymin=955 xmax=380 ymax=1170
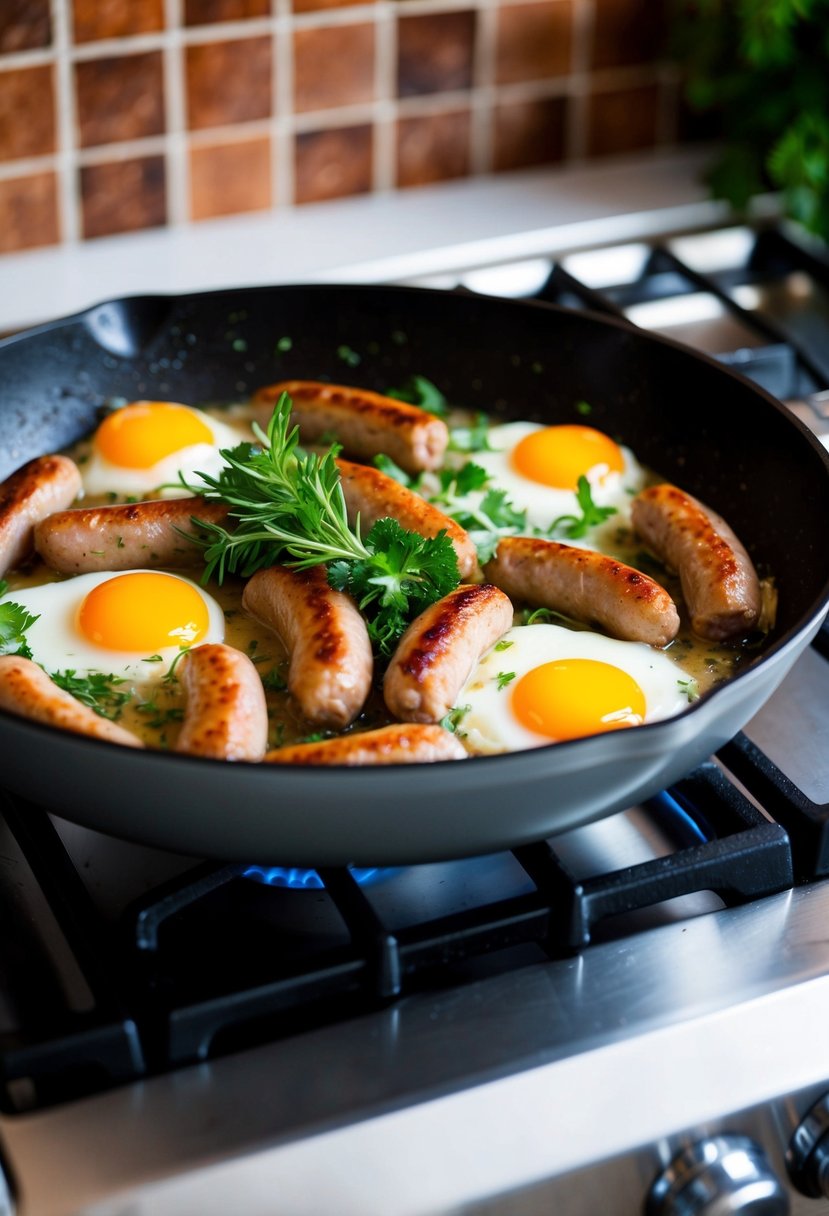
xmin=0 ymin=759 xmax=793 ymax=1111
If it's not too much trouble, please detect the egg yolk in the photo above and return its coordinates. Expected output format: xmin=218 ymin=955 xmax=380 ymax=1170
xmin=511 ymin=425 xmax=624 ymax=490
xmin=511 ymin=658 xmax=646 ymax=742
xmin=95 ymin=402 xmax=213 ymax=469
xmin=78 ymin=572 xmax=210 ymax=652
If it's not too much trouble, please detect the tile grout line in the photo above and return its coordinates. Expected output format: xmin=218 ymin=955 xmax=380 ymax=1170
xmin=373 ymin=0 xmax=397 ymax=192
xmin=274 ymin=0 xmax=293 ymax=207
xmin=50 ymin=0 xmax=79 ymax=242
xmin=163 ymin=0 xmax=188 ymax=226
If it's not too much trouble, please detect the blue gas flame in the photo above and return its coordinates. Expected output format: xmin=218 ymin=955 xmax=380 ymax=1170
xmin=243 ymin=865 xmax=388 ymax=889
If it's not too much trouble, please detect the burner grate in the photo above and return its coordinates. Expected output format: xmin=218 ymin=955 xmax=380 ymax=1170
xmin=0 ymin=757 xmax=795 ymax=1108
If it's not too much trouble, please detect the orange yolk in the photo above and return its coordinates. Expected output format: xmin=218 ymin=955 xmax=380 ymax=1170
xmin=78 ymin=572 xmax=210 ymax=652
xmin=511 ymin=658 xmax=646 ymax=742
xmin=95 ymin=402 xmax=213 ymax=469
xmin=511 ymin=425 xmax=624 ymax=490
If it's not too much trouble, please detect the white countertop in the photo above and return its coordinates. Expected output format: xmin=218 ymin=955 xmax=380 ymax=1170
xmin=0 ymin=149 xmax=748 ymax=334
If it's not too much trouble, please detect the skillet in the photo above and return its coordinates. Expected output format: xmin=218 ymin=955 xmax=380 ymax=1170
xmin=0 ymin=283 xmax=828 ymax=866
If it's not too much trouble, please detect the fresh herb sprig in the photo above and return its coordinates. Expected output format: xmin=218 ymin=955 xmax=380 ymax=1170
xmin=181 ymin=394 xmax=460 ymax=656
xmin=548 ymin=475 xmax=617 ymax=540
xmin=0 ymin=580 xmax=39 ymax=660
xmin=386 ymin=374 xmax=449 ymax=417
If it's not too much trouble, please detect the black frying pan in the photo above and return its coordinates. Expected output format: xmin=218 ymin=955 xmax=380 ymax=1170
xmin=0 ymin=285 xmax=827 ymax=865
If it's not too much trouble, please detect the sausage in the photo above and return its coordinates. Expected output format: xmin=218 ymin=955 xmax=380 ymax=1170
xmin=384 ymin=584 xmax=514 ymax=723
xmin=34 ymin=498 xmax=231 ymax=574
xmin=484 ymin=536 xmax=679 ymax=647
xmin=174 ymin=643 xmax=268 ymax=761
xmin=631 ymin=484 xmax=761 ymax=641
xmin=265 ymin=723 xmax=467 ymax=765
xmin=336 ymin=458 xmax=478 ymax=579
xmin=253 ymin=380 xmax=449 ymax=474
xmin=0 ymin=655 xmax=143 ymax=747
xmin=0 ymin=455 xmax=82 ymax=577
xmin=243 ymin=564 xmax=373 ymax=728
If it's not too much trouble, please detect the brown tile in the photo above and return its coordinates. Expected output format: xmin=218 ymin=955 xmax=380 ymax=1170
xmin=190 ymin=136 xmax=272 ymax=219
xmin=184 ymin=0 xmax=270 ymax=25
xmin=80 ymin=155 xmax=167 ymax=239
xmin=0 ymin=172 xmax=59 ymax=253
xmin=75 ymin=53 xmax=165 ymax=149
xmin=586 ymin=82 xmax=659 ymax=157
xmin=0 ymin=66 xmax=56 ymax=163
xmin=0 ymin=0 xmax=51 ymax=53
xmin=72 ymin=0 xmax=165 ymax=43
xmin=186 ymin=37 xmax=272 ymax=130
xmin=293 ymin=0 xmax=371 ymax=12
xmin=397 ymin=11 xmax=476 ymax=97
xmin=396 ymin=111 xmax=470 ymax=188
xmin=294 ymin=124 xmax=372 ymax=204
xmin=493 ymin=96 xmax=566 ymax=171
xmin=591 ymin=0 xmax=664 ymax=69
xmin=495 ymin=1 xmax=572 ymax=85
xmin=293 ymin=25 xmax=374 ymax=113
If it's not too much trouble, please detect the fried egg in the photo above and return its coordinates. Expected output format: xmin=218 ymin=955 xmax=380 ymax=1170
xmin=10 ymin=570 xmax=224 ymax=682
xmin=82 ymin=401 xmax=246 ymax=498
xmin=456 ymin=623 xmax=689 ymax=753
xmin=461 ymin=421 xmax=646 ymax=538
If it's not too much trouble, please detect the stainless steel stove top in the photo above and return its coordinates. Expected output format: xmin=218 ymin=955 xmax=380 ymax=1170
xmin=2 ymin=215 xmax=829 ymax=1216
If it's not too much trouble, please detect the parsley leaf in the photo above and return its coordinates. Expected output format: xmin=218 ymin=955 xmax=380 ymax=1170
xmin=494 ymin=639 xmax=514 ymax=652
xmin=427 ymin=466 xmax=527 ymax=564
xmin=440 ymin=703 xmax=471 ymax=735
xmin=386 ymin=374 xmax=449 ymax=417
xmin=448 ymin=412 xmax=493 ymax=453
xmin=373 ymin=453 xmax=412 ymax=486
xmin=50 ymin=670 xmax=132 ymax=720
xmin=677 ymin=677 xmax=700 ymax=703
xmin=548 ymin=475 xmax=617 ymax=540
xmin=495 ymin=671 xmax=516 ymax=691
xmin=180 ymin=395 xmax=460 ymax=658
xmin=0 ymin=600 xmax=39 ymax=660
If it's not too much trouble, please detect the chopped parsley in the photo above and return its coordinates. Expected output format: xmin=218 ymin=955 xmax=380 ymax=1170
xmin=494 ymin=639 xmax=514 ymax=652
xmin=440 ymin=703 xmax=471 ymax=735
xmin=677 ymin=677 xmax=700 ymax=703
xmin=576 ymin=400 xmax=593 ymax=416
xmin=337 ymin=344 xmax=361 ymax=367
xmin=448 ymin=412 xmax=493 ymax=454
xmin=372 ymin=453 xmax=413 ymax=486
xmin=50 ymin=670 xmax=132 ymax=721
xmin=427 ymin=462 xmax=527 ymax=564
xmin=494 ymin=671 xmax=516 ymax=691
xmin=275 ymin=336 xmax=293 ymax=353
xmin=548 ymin=475 xmax=617 ymax=540
xmin=0 ymin=589 xmax=39 ymax=660
xmin=386 ymin=374 xmax=449 ymax=417
xmin=262 ymin=666 xmax=288 ymax=692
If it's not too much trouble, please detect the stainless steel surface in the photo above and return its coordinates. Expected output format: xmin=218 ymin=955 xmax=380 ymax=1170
xmin=646 ymin=1137 xmax=789 ymax=1216
xmin=787 ymin=1092 xmax=829 ymax=1198
xmin=5 ymin=881 xmax=829 ymax=1215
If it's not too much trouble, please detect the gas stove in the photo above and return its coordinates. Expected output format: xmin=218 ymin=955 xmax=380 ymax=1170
xmin=2 ymin=212 xmax=829 ymax=1216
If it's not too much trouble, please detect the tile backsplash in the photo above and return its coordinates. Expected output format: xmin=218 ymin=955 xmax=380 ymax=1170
xmin=0 ymin=0 xmax=682 ymax=253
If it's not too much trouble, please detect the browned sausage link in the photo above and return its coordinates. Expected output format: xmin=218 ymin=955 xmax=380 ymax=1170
xmin=0 ymin=455 xmax=82 ymax=576
xmin=34 ymin=498 xmax=231 ymax=574
xmin=631 ymin=484 xmax=761 ymax=641
xmin=484 ymin=536 xmax=680 ymax=647
xmin=384 ymin=584 xmax=514 ymax=724
xmin=252 ymin=380 xmax=449 ymax=475
xmin=0 ymin=656 xmax=143 ymax=747
xmin=175 ymin=643 xmax=268 ymax=761
xmin=265 ymin=723 xmax=467 ymax=765
xmin=336 ymin=458 xmax=478 ymax=579
xmin=243 ymin=564 xmax=373 ymax=729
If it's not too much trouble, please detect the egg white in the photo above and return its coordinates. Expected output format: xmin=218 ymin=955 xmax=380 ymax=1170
xmin=456 ymin=623 xmax=691 ymax=754
xmin=82 ymin=403 xmax=249 ymax=499
xmin=10 ymin=570 xmax=225 ymax=683
xmin=450 ymin=420 xmax=646 ymax=542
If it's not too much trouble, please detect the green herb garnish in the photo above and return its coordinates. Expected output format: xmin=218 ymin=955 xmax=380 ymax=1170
xmin=386 ymin=374 xmax=449 ymax=417
xmin=548 ymin=475 xmax=617 ymax=540
xmin=275 ymin=336 xmax=293 ymax=353
xmin=262 ymin=667 xmax=288 ymax=692
xmin=448 ymin=412 xmax=493 ymax=454
xmin=576 ymin=400 xmax=593 ymax=416
xmin=50 ymin=670 xmax=132 ymax=721
xmin=440 ymin=703 xmax=471 ymax=734
xmin=494 ymin=639 xmax=514 ymax=652
xmin=372 ymin=453 xmax=412 ymax=486
xmin=337 ymin=344 xmax=361 ymax=367
xmin=427 ymin=463 xmax=527 ymax=563
xmin=495 ymin=671 xmax=516 ymax=691
xmin=181 ymin=395 xmax=460 ymax=656
xmin=0 ymin=597 xmax=39 ymax=660
xmin=678 ymin=677 xmax=700 ymax=703
xmin=135 ymin=699 xmax=185 ymax=730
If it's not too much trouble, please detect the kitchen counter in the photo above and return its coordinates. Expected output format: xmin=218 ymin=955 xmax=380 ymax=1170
xmin=0 ymin=148 xmax=766 ymax=334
